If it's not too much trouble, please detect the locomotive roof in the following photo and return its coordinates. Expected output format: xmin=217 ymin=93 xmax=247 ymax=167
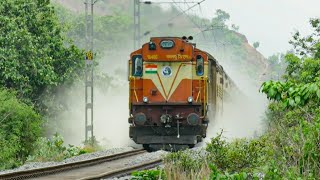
xmin=150 ymin=36 xmax=191 ymax=39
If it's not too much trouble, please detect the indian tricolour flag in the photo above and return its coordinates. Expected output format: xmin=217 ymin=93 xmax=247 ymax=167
xmin=145 ymin=64 xmax=157 ymax=74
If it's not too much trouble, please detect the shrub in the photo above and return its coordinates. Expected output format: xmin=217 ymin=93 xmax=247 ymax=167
xmin=27 ymin=133 xmax=82 ymax=162
xmin=263 ymin=104 xmax=320 ymax=178
xmin=164 ymin=149 xmax=205 ymax=172
xmin=163 ymin=149 xmax=210 ymax=179
xmin=206 ymin=131 xmax=268 ymax=173
xmin=132 ymin=169 xmax=166 ymax=180
xmin=0 ymin=89 xmax=42 ymax=169
xmin=82 ymin=136 xmax=103 ymax=153
xmin=162 ymin=131 xmax=271 ymax=179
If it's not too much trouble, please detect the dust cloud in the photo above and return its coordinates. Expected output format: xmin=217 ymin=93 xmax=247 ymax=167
xmin=55 ymin=80 xmax=135 ymax=148
xmin=205 ymin=59 xmax=268 ymax=142
xmin=54 ymin=43 xmax=267 ymax=148
xmin=54 ymin=47 xmax=138 ymax=148
xmin=57 ymin=51 xmax=267 ymax=148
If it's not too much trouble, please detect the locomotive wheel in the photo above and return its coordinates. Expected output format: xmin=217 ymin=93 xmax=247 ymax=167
xmin=143 ymin=144 xmax=152 ymax=152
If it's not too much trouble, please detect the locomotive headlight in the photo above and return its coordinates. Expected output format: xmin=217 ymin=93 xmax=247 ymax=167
xmin=187 ymin=96 xmax=193 ymax=103
xmin=134 ymin=113 xmax=147 ymax=126
xmin=143 ymin=96 xmax=148 ymax=103
xmin=187 ymin=113 xmax=200 ymax=125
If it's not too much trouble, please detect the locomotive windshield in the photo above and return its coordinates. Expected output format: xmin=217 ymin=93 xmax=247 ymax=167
xmin=196 ymin=55 xmax=204 ymax=76
xmin=132 ymin=55 xmax=143 ymax=77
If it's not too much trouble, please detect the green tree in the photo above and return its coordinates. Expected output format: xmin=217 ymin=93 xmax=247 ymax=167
xmin=259 ymin=18 xmax=320 ymax=178
xmin=266 ymin=53 xmax=286 ymax=80
xmin=0 ymin=89 xmax=42 ymax=169
xmin=214 ymin=9 xmax=230 ymax=24
xmin=261 ymin=18 xmax=320 ymax=107
xmin=253 ymin=41 xmax=260 ymax=49
xmin=0 ymin=0 xmax=87 ymax=169
xmin=290 ymin=18 xmax=320 ymax=57
xmin=54 ymin=3 xmax=132 ymax=54
xmin=0 ymin=0 xmax=84 ymax=109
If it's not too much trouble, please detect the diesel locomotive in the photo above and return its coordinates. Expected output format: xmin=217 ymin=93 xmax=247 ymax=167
xmin=128 ymin=36 xmax=236 ymax=149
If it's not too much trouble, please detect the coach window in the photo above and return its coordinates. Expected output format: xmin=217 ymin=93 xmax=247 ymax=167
xmin=196 ymin=55 xmax=204 ymax=76
xmin=208 ymin=60 xmax=212 ymax=83
xmin=132 ymin=55 xmax=143 ymax=77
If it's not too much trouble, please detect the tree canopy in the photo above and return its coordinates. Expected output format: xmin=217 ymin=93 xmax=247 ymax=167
xmin=261 ymin=18 xmax=320 ymax=108
xmin=0 ymin=0 xmax=84 ymax=106
xmin=0 ymin=0 xmax=85 ymax=169
xmin=0 ymin=89 xmax=42 ymax=169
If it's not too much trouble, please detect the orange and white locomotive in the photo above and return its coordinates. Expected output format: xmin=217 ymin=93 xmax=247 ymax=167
xmin=128 ymin=36 xmax=236 ymax=149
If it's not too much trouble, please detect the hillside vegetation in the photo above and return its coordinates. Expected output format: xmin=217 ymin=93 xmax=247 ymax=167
xmin=0 ymin=0 xmax=84 ymax=169
xmin=54 ymin=0 xmax=268 ymax=80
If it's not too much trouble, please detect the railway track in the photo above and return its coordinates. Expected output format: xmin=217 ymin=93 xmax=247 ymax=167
xmin=0 ymin=149 xmax=163 ymax=180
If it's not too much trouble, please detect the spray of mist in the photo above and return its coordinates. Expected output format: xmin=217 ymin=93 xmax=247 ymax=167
xmin=204 ymin=51 xmax=268 ymax=143
xmin=56 ymin=49 xmax=267 ymax=149
xmin=52 ymin=46 xmax=139 ymax=149
xmin=50 ymin=5 xmax=268 ymax=147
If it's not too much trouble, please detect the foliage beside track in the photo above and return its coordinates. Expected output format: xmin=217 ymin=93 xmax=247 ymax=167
xmin=0 ymin=0 xmax=85 ymax=170
xmin=0 ymin=0 xmax=129 ymax=170
xmin=26 ymin=133 xmax=86 ymax=162
xmin=132 ymin=169 xmax=166 ymax=180
xmin=0 ymin=89 xmax=42 ymax=169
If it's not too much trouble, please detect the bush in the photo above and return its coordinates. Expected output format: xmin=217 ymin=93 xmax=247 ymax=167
xmin=206 ymin=131 xmax=268 ymax=173
xmin=163 ymin=149 xmax=210 ymax=179
xmin=132 ymin=169 xmax=166 ymax=180
xmin=162 ymin=131 xmax=270 ymax=179
xmin=209 ymin=163 xmax=256 ymax=180
xmin=81 ymin=136 xmax=103 ymax=153
xmin=164 ymin=149 xmax=205 ymax=172
xmin=0 ymin=89 xmax=42 ymax=169
xmin=262 ymin=102 xmax=320 ymax=178
xmin=27 ymin=133 xmax=82 ymax=162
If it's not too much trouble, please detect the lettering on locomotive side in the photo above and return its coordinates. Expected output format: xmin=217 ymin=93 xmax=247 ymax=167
xmin=147 ymin=55 xmax=159 ymax=59
xmin=166 ymin=54 xmax=191 ymax=60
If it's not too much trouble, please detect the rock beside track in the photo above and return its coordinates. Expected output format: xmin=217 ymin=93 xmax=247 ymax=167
xmin=0 ymin=147 xmax=134 ymax=175
xmin=110 ymin=150 xmax=167 ymax=180
xmin=126 ymin=150 xmax=167 ymax=166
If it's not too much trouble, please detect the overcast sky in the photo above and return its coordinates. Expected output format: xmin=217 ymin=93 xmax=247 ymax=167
xmin=157 ymin=0 xmax=320 ymax=57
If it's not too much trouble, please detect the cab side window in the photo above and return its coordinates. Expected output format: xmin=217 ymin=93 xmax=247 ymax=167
xmin=196 ymin=55 xmax=204 ymax=76
xmin=132 ymin=55 xmax=143 ymax=77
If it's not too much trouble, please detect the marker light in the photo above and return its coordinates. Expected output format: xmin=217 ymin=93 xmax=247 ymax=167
xmin=143 ymin=97 xmax=148 ymax=103
xmin=187 ymin=96 xmax=193 ymax=103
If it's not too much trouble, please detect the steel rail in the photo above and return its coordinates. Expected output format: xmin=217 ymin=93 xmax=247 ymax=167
xmin=0 ymin=149 xmax=146 ymax=180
